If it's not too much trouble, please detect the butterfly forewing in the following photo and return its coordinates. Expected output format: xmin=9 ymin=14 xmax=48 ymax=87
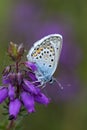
xmin=27 ymin=34 xmax=63 ymax=82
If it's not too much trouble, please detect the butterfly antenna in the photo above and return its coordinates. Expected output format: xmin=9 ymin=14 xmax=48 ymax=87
xmin=54 ymin=78 xmax=63 ymax=90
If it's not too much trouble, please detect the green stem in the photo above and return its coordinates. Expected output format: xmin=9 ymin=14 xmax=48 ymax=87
xmin=6 ymin=120 xmax=15 ymax=130
xmin=16 ymin=61 xmax=19 ymax=73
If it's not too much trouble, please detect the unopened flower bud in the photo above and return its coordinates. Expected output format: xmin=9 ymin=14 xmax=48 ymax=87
xmin=17 ymin=43 xmax=24 ymax=57
xmin=2 ymin=66 xmax=11 ymax=76
xmin=8 ymin=42 xmax=25 ymax=61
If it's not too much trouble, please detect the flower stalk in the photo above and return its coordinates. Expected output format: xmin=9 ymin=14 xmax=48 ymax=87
xmin=6 ymin=120 xmax=15 ymax=130
xmin=0 ymin=42 xmax=50 ymax=129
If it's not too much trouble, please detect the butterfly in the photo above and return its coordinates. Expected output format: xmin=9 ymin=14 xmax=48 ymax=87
xmin=27 ymin=34 xmax=63 ymax=88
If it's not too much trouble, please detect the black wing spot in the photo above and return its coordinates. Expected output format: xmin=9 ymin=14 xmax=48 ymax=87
xmin=39 ymin=56 xmax=42 ymax=58
xmin=49 ymin=65 xmax=51 ymax=67
xmin=51 ymin=59 xmax=53 ymax=62
xmin=44 ymin=51 xmax=46 ymax=53
xmin=37 ymin=48 xmax=39 ymax=50
xmin=50 ymin=46 xmax=53 ymax=48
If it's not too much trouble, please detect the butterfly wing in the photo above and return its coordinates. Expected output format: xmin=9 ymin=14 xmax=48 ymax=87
xmin=27 ymin=34 xmax=63 ymax=82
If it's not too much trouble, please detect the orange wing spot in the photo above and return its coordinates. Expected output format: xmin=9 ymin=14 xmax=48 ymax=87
xmin=49 ymin=48 xmax=54 ymax=52
xmin=33 ymin=48 xmax=43 ymax=57
xmin=41 ymin=47 xmax=43 ymax=50
xmin=33 ymin=53 xmax=37 ymax=57
xmin=47 ymin=46 xmax=50 ymax=49
xmin=37 ymin=48 xmax=43 ymax=53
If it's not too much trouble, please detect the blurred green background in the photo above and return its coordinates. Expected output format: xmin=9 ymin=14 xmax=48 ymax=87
xmin=0 ymin=0 xmax=87 ymax=130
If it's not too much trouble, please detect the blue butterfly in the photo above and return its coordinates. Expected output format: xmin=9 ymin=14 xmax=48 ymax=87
xmin=27 ymin=34 xmax=63 ymax=88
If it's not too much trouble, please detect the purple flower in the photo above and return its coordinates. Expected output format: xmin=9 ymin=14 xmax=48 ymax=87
xmin=2 ymin=75 xmax=11 ymax=85
xmin=0 ymin=2 xmax=82 ymax=121
xmin=25 ymin=61 xmax=37 ymax=71
xmin=21 ymin=92 xmax=35 ymax=113
xmin=35 ymin=93 xmax=50 ymax=105
xmin=23 ymin=79 xmax=40 ymax=95
xmin=0 ymin=43 xmax=50 ymax=120
xmin=3 ymin=73 xmax=16 ymax=85
xmin=8 ymin=84 xmax=15 ymax=100
xmin=0 ymin=87 xmax=8 ymax=103
xmin=9 ymin=99 xmax=21 ymax=119
xmin=27 ymin=71 xmax=37 ymax=81
xmin=16 ymin=72 xmax=23 ymax=86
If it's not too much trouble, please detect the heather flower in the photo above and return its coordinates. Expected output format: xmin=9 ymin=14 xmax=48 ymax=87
xmin=0 ymin=87 xmax=8 ymax=103
xmin=21 ymin=92 xmax=35 ymax=113
xmin=34 ymin=93 xmax=50 ymax=105
xmin=25 ymin=61 xmax=37 ymax=71
xmin=0 ymin=42 xmax=50 ymax=121
xmin=23 ymin=79 xmax=40 ymax=95
xmin=8 ymin=84 xmax=15 ymax=101
xmin=9 ymin=99 xmax=21 ymax=119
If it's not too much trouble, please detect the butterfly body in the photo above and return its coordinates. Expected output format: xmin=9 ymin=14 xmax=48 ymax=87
xmin=27 ymin=34 xmax=63 ymax=84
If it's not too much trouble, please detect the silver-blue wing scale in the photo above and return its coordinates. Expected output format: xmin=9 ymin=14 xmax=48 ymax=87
xmin=27 ymin=34 xmax=63 ymax=82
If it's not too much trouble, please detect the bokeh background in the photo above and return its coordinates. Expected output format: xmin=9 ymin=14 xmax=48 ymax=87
xmin=0 ymin=0 xmax=87 ymax=130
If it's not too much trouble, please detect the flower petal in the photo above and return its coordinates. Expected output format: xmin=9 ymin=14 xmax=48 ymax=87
xmin=21 ymin=91 xmax=35 ymax=113
xmin=16 ymin=72 xmax=23 ymax=85
xmin=25 ymin=61 xmax=37 ymax=71
xmin=27 ymin=71 xmax=37 ymax=81
xmin=2 ymin=75 xmax=10 ymax=84
xmin=23 ymin=79 xmax=40 ymax=95
xmin=35 ymin=93 xmax=50 ymax=105
xmin=9 ymin=99 xmax=21 ymax=119
xmin=0 ymin=87 xmax=8 ymax=103
xmin=8 ymin=84 xmax=15 ymax=100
